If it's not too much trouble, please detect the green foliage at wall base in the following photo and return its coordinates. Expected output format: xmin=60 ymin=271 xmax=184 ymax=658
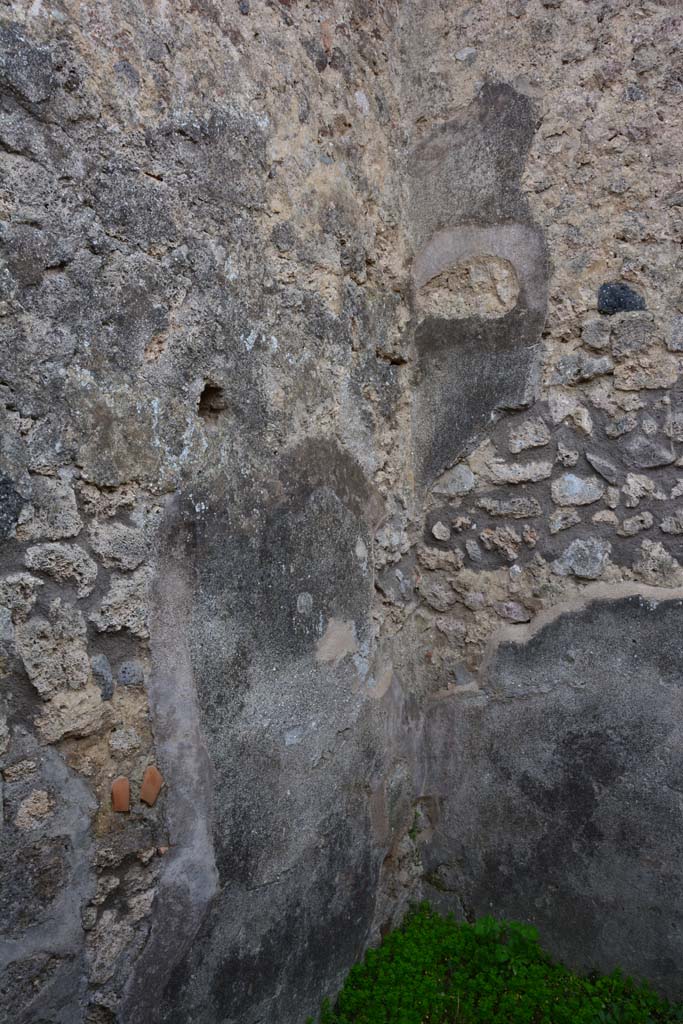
xmin=307 ymin=904 xmax=683 ymax=1024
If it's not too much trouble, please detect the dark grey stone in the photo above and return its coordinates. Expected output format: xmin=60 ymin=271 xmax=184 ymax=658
xmin=117 ymin=659 xmax=144 ymax=687
xmin=0 ymin=474 xmax=24 ymax=540
xmin=622 ymin=433 xmax=675 ymax=469
xmin=552 ymin=537 xmax=611 ymax=579
xmin=597 ymin=282 xmax=646 ymax=316
xmin=585 ymin=451 xmax=620 ymax=484
xmin=90 ymin=654 xmax=114 ymax=700
xmin=552 ymin=352 xmax=613 ymax=385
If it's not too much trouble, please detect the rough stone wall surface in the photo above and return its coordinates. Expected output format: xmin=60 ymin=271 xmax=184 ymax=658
xmin=1 ymin=1 xmax=682 ymax=1022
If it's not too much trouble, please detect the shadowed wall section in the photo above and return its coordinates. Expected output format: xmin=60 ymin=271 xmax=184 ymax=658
xmin=420 ymin=590 xmax=683 ymax=999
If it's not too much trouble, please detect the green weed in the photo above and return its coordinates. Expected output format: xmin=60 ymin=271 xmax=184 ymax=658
xmin=306 ymin=904 xmax=682 ymax=1024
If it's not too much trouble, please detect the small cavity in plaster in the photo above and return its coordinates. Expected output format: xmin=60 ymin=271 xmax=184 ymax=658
xmin=197 ymin=381 xmax=227 ymax=423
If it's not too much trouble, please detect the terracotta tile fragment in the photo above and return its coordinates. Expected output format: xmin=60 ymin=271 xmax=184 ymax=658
xmin=140 ymin=765 xmax=163 ymax=807
xmin=111 ymin=776 xmax=130 ymax=813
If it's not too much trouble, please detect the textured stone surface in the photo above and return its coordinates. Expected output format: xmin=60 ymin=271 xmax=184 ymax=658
xmin=1 ymin=1 xmax=682 ymax=1021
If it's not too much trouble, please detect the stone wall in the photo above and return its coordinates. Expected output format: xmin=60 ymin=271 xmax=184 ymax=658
xmin=0 ymin=1 xmax=682 ymax=1022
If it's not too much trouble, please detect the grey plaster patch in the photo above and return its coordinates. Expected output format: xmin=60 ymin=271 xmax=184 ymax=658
xmin=421 ymin=587 xmax=683 ymax=999
xmin=408 ymin=83 xmax=549 ymax=489
xmin=120 ymin=496 xmax=218 ymax=1024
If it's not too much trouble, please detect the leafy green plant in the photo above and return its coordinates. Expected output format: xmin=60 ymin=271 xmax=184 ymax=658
xmin=306 ymin=904 xmax=682 ymax=1024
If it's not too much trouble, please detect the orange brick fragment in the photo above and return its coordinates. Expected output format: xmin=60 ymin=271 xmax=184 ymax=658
xmin=111 ymin=776 xmax=130 ymax=813
xmin=140 ymin=765 xmax=163 ymax=807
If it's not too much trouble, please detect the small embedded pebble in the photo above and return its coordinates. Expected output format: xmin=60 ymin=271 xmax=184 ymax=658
xmin=455 ymin=47 xmax=477 ymax=63
xmin=494 ymin=601 xmax=531 ymax=623
xmin=549 ymin=509 xmax=581 ymax=534
xmin=117 ymin=659 xmax=144 ymax=687
xmin=431 ymin=520 xmax=451 ymax=542
xmin=91 ymin=654 xmax=114 ymax=701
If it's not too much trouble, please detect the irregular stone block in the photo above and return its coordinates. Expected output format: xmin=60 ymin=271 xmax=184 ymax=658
xmin=36 ymin=684 xmax=109 ymax=743
xmin=552 ymin=537 xmax=611 ymax=579
xmin=551 ymin=352 xmax=613 ymax=386
xmin=551 ymin=473 xmax=605 ymax=506
xmin=489 ymin=459 xmax=553 ymax=485
xmin=15 ymin=599 xmax=90 ymax=698
xmin=585 ymin=451 xmax=619 ymax=484
xmin=622 ymin=433 xmax=675 ymax=469
xmin=660 ymin=510 xmax=683 ymax=535
xmin=88 ymin=521 xmax=148 ymax=570
xmin=432 ymin=463 xmax=475 ymax=496
xmin=507 ymin=417 xmax=550 ymax=453
xmin=633 ymin=540 xmax=683 ymax=586
xmin=0 ymin=572 xmax=43 ymax=622
xmin=89 ymin=568 xmax=152 ymax=638
xmin=476 ymin=495 xmax=542 ymax=518
xmin=549 ymin=508 xmax=581 ymax=533
xmin=24 ymin=542 xmax=97 ymax=597
xmin=614 ymin=352 xmax=678 ymax=390
xmin=581 ymin=318 xmax=610 ymax=351
xmin=617 ymin=512 xmax=653 ymax=536
xmin=15 ymin=477 xmax=82 ymax=542
xmin=610 ymin=312 xmax=655 ymax=358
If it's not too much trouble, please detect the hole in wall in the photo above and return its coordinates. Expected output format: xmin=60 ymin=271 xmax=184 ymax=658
xmin=197 ymin=381 xmax=227 ymax=422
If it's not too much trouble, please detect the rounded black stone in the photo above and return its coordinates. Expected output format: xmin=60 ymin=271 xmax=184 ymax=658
xmin=597 ymin=282 xmax=646 ymax=316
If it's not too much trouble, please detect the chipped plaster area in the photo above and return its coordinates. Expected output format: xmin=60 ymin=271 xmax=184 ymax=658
xmin=412 ymin=224 xmax=547 ymax=317
xmin=415 ymin=254 xmax=519 ymax=321
xmin=315 ymin=618 xmax=359 ymax=664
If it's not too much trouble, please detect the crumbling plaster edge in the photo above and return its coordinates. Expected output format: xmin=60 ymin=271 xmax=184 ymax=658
xmin=481 ymin=582 xmax=683 ymax=676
